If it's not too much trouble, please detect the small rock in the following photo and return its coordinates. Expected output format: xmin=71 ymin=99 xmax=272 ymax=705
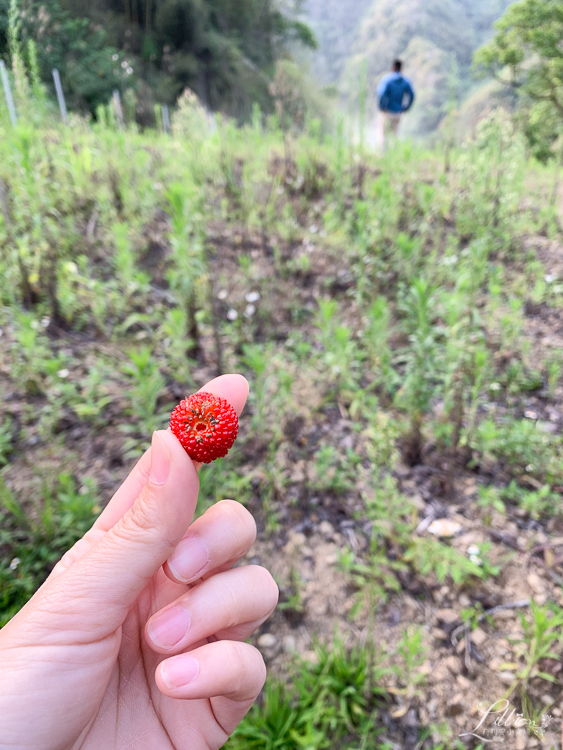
xmin=527 ymin=572 xmax=544 ymax=595
xmin=318 ymin=521 xmax=335 ymax=538
xmin=541 ymin=694 xmax=553 ymax=705
xmin=458 ymin=593 xmax=471 ymax=608
xmin=446 ymin=693 xmax=465 ymax=716
xmin=301 ymin=649 xmax=318 ymax=664
xmin=428 ymin=519 xmax=462 ymax=537
xmin=431 ymin=628 xmax=447 ymax=641
xmin=456 ymin=675 xmax=471 ymax=690
xmin=470 ymin=627 xmax=487 ymax=647
xmin=444 ymin=655 xmax=461 ymax=675
xmin=282 ymin=635 xmax=297 ymax=653
xmin=287 ymin=531 xmax=307 ymax=547
xmin=409 ymin=493 xmax=426 ymax=511
xmin=493 ymin=609 xmax=515 ymax=621
xmin=435 ymin=608 xmax=459 ymax=625
xmin=258 ymin=633 xmax=277 ymax=649
xmin=498 ymin=671 xmax=516 ymax=686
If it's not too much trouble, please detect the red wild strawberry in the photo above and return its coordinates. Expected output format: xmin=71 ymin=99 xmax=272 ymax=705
xmin=169 ymin=392 xmax=238 ymax=463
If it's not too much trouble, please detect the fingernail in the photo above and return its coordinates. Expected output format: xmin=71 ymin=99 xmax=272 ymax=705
xmin=150 ymin=432 xmax=171 ymax=485
xmin=167 ymin=536 xmax=209 ymax=583
xmin=147 ymin=605 xmax=191 ymax=649
xmin=161 ymin=655 xmax=199 ymax=690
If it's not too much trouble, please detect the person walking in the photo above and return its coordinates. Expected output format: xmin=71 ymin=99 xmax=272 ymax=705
xmin=376 ymin=59 xmax=415 ymax=152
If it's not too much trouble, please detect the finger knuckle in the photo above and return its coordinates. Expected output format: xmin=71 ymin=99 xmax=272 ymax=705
xmin=112 ymin=492 xmax=160 ymax=544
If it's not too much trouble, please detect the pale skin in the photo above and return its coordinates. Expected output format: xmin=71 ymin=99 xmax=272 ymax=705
xmin=0 ymin=374 xmax=279 ymax=750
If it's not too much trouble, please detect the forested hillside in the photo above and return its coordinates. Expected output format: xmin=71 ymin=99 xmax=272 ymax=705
xmin=0 ymin=0 xmax=316 ymax=119
xmin=304 ymin=0 xmax=514 ymax=135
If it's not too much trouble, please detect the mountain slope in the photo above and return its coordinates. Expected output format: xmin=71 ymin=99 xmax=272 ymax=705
xmin=304 ymin=0 xmax=514 ymax=134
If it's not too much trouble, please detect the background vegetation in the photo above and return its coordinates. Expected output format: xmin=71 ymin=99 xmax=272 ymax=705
xmin=2 ymin=0 xmax=563 ymax=747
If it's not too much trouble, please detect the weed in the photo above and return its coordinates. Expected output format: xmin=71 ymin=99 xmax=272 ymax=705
xmin=0 ymin=474 xmax=100 ymax=625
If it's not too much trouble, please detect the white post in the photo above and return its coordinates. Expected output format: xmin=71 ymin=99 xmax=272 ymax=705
xmin=0 ymin=61 xmax=17 ymax=126
xmin=162 ymin=104 xmax=170 ymax=135
xmin=112 ymin=89 xmax=124 ymax=130
xmin=52 ymin=69 xmax=68 ymax=124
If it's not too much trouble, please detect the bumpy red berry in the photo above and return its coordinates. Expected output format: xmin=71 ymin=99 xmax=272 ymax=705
xmin=169 ymin=392 xmax=238 ymax=463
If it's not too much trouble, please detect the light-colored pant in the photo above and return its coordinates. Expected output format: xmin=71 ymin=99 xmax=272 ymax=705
xmin=378 ymin=112 xmax=401 ymax=153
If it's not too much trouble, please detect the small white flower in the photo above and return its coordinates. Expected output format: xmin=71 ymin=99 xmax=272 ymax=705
xmin=41 ymin=316 xmax=50 ymax=328
xmin=469 ymin=554 xmax=483 ymax=566
xmin=217 ymin=289 xmax=228 ymax=300
xmin=545 ymin=273 xmax=557 ymax=284
xmin=126 ymin=67 xmax=133 ymax=76
xmin=308 ymin=224 xmax=318 ymax=234
xmin=112 ymin=53 xmax=119 ymax=61
xmin=10 ymin=557 xmax=20 ymax=570
xmin=57 ymin=368 xmax=70 ymax=378
xmin=526 ymin=464 xmax=534 ymax=472
xmin=489 ymin=382 xmax=502 ymax=391
xmin=245 ymin=291 xmax=260 ymax=303
xmin=121 ymin=60 xmax=128 ymax=69
xmin=30 ymin=320 xmax=39 ymax=330
xmin=244 ymin=304 xmax=256 ymax=318
xmin=467 ymin=544 xmax=480 ymax=556
xmin=227 ymin=309 xmax=238 ymax=321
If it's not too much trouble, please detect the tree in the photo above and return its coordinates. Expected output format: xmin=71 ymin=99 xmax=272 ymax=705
xmin=474 ymin=0 xmax=563 ymax=160
xmin=0 ymin=0 xmax=316 ymax=119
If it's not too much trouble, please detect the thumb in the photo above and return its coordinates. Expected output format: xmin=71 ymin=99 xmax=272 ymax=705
xmin=36 ymin=430 xmax=199 ymax=637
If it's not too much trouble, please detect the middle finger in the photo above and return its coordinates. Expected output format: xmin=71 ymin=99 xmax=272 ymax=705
xmin=163 ymin=499 xmax=257 ymax=585
xmin=145 ymin=565 xmax=278 ymax=653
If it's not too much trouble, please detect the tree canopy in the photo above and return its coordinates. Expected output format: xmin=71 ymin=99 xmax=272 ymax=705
xmin=0 ymin=0 xmax=316 ymax=118
xmin=474 ymin=0 xmax=563 ymax=160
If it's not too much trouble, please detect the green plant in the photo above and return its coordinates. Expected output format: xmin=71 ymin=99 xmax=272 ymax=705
xmin=229 ymin=635 xmax=389 ymax=749
xmin=0 ymin=474 xmax=100 ymax=625
xmin=502 ymin=599 xmax=563 ymax=695
xmin=404 ymin=538 xmax=499 ymax=586
xmin=476 ymin=484 xmax=506 ymax=516
xmin=392 ymin=625 xmax=428 ymax=705
xmin=119 ymin=347 xmax=168 ymax=458
xmin=394 ymin=277 xmax=440 ymax=463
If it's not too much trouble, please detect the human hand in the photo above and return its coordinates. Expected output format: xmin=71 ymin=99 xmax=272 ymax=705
xmin=0 ymin=374 xmax=278 ymax=750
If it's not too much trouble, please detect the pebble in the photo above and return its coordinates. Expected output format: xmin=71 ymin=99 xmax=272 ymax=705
xmin=282 ymin=635 xmax=297 ymax=653
xmin=444 ymin=655 xmax=461 ymax=675
xmin=435 ymin=608 xmax=459 ymax=625
xmin=456 ymin=675 xmax=471 ymax=690
xmin=458 ymin=593 xmax=471 ymax=608
xmin=257 ymin=633 xmax=277 ymax=649
xmin=318 ymin=521 xmax=335 ymax=538
xmin=470 ymin=627 xmax=487 ymax=647
xmin=527 ymin=572 xmax=544 ymax=595
xmin=498 ymin=671 xmax=516 ymax=686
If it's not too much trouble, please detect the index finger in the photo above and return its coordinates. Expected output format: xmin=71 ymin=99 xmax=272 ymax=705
xmin=94 ymin=374 xmax=249 ymax=532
